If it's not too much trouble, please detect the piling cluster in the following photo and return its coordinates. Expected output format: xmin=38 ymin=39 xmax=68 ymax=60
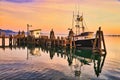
xmin=0 ymin=27 xmax=107 ymax=55
xmin=0 ymin=30 xmax=74 ymax=48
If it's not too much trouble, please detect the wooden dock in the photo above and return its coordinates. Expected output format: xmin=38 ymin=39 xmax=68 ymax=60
xmin=0 ymin=35 xmax=70 ymax=48
xmin=0 ymin=27 xmax=107 ymax=55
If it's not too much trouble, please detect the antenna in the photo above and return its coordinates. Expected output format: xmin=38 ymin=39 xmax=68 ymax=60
xmin=77 ymin=0 xmax=80 ymax=12
xmin=72 ymin=11 xmax=74 ymax=29
xmin=72 ymin=0 xmax=86 ymax=35
xmin=84 ymin=18 xmax=88 ymax=30
xmin=81 ymin=13 xmax=85 ymax=32
xmin=75 ymin=0 xmax=77 ymax=15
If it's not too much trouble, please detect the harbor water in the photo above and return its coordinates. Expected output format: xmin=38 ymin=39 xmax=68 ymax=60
xmin=0 ymin=36 xmax=120 ymax=80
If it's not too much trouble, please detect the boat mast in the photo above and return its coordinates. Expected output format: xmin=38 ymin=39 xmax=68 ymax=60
xmin=71 ymin=0 xmax=85 ymax=35
xmin=81 ymin=13 xmax=85 ymax=33
xmin=75 ymin=11 xmax=80 ymax=35
xmin=72 ymin=11 xmax=74 ymax=29
xmin=73 ymin=0 xmax=85 ymax=35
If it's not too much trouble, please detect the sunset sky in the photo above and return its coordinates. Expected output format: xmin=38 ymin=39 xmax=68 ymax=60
xmin=0 ymin=0 xmax=120 ymax=34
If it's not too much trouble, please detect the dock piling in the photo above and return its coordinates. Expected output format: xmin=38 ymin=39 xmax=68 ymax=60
xmin=57 ymin=37 xmax=60 ymax=46
xmin=70 ymin=38 xmax=72 ymax=49
xmin=9 ymin=35 xmax=12 ymax=46
xmin=2 ymin=34 xmax=5 ymax=47
xmin=13 ymin=35 xmax=17 ymax=46
xmin=93 ymin=27 xmax=107 ymax=54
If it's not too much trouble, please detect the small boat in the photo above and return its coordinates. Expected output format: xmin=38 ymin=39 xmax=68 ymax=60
xmin=68 ymin=11 xmax=97 ymax=48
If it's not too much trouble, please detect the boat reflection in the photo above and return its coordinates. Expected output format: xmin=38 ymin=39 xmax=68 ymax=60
xmin=27 ymin=45 xmax=106 ymax=78
xmin=27 ymin=46 xmax=41 ymax=60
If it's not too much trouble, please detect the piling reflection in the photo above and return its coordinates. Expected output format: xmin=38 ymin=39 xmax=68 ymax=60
xmin=93 ymin=53 xmax=106 ymax=77
xmin=27 ymin=45 xmax=106 ymax=78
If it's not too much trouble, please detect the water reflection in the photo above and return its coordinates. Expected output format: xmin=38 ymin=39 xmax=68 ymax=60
xmin=27 ymin=46 xmax=41 ymax=60
xmin=27 ymin=45 xmax=106 ymax=78
xmin=93 ymin=53 xmax=106 ymax=77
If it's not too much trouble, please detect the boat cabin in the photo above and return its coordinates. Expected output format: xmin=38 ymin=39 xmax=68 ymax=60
xmin=30 ymin=29 xmax=41 ymax=38
xmin=74 ymin=32 xmax=94 ymax=39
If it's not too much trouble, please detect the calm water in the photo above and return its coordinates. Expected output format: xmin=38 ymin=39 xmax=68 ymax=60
xmin=0 ymin=37 xmax=120 ymax=80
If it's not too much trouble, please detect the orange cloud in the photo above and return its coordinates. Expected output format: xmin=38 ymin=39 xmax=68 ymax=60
xmin=0 ymin=0 xmax=120 ymax=34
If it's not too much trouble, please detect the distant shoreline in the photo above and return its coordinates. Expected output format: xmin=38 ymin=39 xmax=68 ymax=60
xmin=105 ymin=35 xmax=120 ymax=37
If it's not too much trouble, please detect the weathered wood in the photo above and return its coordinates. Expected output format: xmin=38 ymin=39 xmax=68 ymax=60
xmin=9 ymin=35 xmax=12 ymax=46
xmin=2 ymin=34 xmax=5 ymax=47
xmin=0 ymin=27 xmax=106 ymax=51
xmin=56 ymin=37 xmax=60 ymax=46
xmin=101 ymin=31 xmax=107 ymax=54
xmin=93 ymin=27 xmax=106 ymax=54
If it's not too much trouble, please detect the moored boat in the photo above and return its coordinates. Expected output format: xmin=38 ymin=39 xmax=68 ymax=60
xmin=68 ymin=11 xmax=97 ymax=48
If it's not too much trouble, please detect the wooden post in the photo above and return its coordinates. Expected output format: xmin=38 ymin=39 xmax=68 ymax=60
xmin=2 ymin=34 xmax=5 ymax=47
xmin=98 ymin=27 xmax=101 ymax=50
xmin=17 ymin=37 xmax=20 ymax=46
xmin=61 ymin=37 xmax=63 ymax=46
xmin=93 ymin=27 xmax=107 ymax=54
xmin=63 ymin=37 xmax=67 ymax=47
xmin=101 ymin=31 xmax=107 ymax=53
xmin=13 ymin=35 xmax=17 ymax=46
xmin=33 ymin=36 xmax=35 ymax=46
xmin=9 ymin=35 xmax=12 ymax=46
xmin=73 ymin=36 xmax=76 ymax=48
xmin=39 ymin=36 xmax=41 ymax=46
xmin=52 ymin=39 xmax=55 ymax=46
xmin=57 ymin=36 xmax=60 ymax=46
xmin=70 ymin=38 xmax=72 ymax=49
xmin=17 ymin=31 xmax=21 ymax=46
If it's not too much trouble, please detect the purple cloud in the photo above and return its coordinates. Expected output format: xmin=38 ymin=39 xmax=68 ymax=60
xmin=5 ymin=0 xmax=33 ymax=3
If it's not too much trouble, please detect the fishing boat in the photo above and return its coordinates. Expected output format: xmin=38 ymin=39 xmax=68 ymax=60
xmin=68 ymin=11 xmax=97 ymax=48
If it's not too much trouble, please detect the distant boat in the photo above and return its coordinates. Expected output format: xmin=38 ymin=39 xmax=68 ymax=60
xmin=68 ymin=11 xmax=97 ymax=48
